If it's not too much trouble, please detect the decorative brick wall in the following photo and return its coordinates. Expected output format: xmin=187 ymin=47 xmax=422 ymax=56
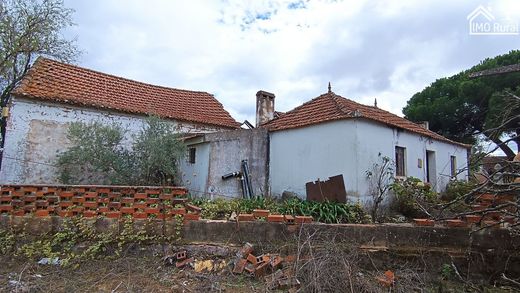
xmin=0 ymin=184 xmax=195 ymax=219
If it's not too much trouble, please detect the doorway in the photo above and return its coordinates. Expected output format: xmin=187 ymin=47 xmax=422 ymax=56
xmin=426 ymin=150 xmax=436 ymax=186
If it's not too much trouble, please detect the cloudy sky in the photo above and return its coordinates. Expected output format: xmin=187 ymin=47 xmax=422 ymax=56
xmin=63 ymin=0 xmax=520 ymax=123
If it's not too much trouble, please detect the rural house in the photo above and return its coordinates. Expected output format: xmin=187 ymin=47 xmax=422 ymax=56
xmin=0 ymin=57 xmax=239 ymax=184
xmin=0 ymin=58 xmax=470 ymax=201
xmin=180 ymin=89 xmax=470 ymax=201
xmin=262 ymin=87 xmax=470 ymax=199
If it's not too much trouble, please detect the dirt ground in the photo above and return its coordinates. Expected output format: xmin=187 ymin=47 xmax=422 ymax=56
xmin=0 ymin=254 xmax=266 ymax=293
xmin=1 ymin=243 xmax=518 ymax=293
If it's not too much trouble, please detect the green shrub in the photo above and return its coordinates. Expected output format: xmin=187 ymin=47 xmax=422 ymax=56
xmin=390 ymin=177 xmax=437 ymax=218
xmin=277 ymin=198 xmax=367 ymax=224
xmin=440 ymin=180 xmax=476 ymax=202
xmin=57 ymin=116 xmax=185 ymax=185
xmin=192 ymin=196 xmax=368 ymax=224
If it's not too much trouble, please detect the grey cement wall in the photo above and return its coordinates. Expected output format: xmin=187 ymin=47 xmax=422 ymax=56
xmin=180 ymin=128 xmax=269 ymax=199
xmin=1 ymin=97 xmax=228 ymax=184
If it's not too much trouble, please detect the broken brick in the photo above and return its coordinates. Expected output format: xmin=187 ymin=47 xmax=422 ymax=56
xmin=294 ymin=216 xmax=313 ymax=224
xmin=377 ymin=270 xmax=395 ymax=287
xmin=237 ymin=213 xmax=254 ymax=222
xmin=176 ymin=250 xmax=187 ymax=260
xmin=285 ymin=255 xmax=296 ymax=263
xmin=254 ymin=262 xmax=270 ymax=278
xmin=170 ymin=208 xmax=186 ymax=215
xmin=133 ymin=203 xmax=147 ymax=210
xmin=176 ymin=257 xmax=194 ymax=268
xmin=413 ymin=218 xmax=434 ymax=226
xmin=83 ymin=202 xmax=98 ymax=209
xmin=261 ymin=255 xmax=270 ymax=263
xmin=233 ymin=258 xmax=247 ymax=274
xmin=445 ymin=219 xmax=467 ymax=228
xmin=481 ymin=220 xmax=501 ymax=229
xmin=105 ymin=211 xmax=121 ymax=219
xmin=35 ymin=210 xmax=49 ymax=217
xmin=146 ymin=198 xmax=160 ymax=204
xmin=185 ymin=204 xmax=202 ymax=213
xmin=270 ymin=256 xmax=283 ymax=269
xmin=244 ymin=263 xmax=255 ymax=274
xmin=134 ymin=193 xmax=148 ymax=200
xmin=57 ymin=210 xmax=74 ymax=217
xmin=133 ymin=212 xmax=147 ymax=219
xmin=184 ymin=213 xmax=200 ymax=221
xmin=11 ymin=210 xmax=25 ymax=217
xmin=120 ymin=207 xmax=135 ymax=214
xmin=237 ymin=242 xmax=254 ymax=258
xmin=267 ymin=214 xmax=284 ymax=222
xmin=464 ymin=215 xmax=482 ymax=224
xmin=159 ymin=194 xmax=173 ymax=200
xmin=284 ymin=215 xmax=295 ymax=224
xmin=478 ymin=193 xmax=496 ymax=202
xmin=253 ymin=209 xmax=270 ymax=218
xmin=484 ymin=211 xmax=502 ymax=221
xmin=247 ymin=254 xmax=257 ymax=265
xmin=171 ymin=198 xmax=188 ymax=205
xmin=121 ymin=197 xmax=135 ymax=204
xmin=0 ymin=205 xmax=13 ymax=212
xmin=83 ymin=210 xmax=98 ymax=218
xmin=98 ymin=207 xmax=110 ymax=213
xmin=145 ymin=207 xmax=160 ymax=214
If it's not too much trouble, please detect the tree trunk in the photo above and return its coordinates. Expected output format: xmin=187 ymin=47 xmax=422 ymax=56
xmin=490 ymin=137 xmax=516 ymax=160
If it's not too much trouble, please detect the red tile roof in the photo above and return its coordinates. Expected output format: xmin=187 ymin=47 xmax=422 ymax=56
xmin=12 ymin=57 xmax=240 ymax=129
xmin=263 ymin=92 xmax=470 ymax=148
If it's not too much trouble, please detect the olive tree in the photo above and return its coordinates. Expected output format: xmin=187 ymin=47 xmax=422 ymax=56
xmin=0 ymin=0 xmax=79 ymax=165
xmin=57 ymin=116 xmax=186 ymax=186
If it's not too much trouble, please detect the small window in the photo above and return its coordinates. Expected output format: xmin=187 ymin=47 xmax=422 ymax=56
xmin=450 ymin=156 xmax=457 ymax=178
xmin=395 ymin=146 xmax=406 ymax=177
xmin=188 ymin=147 xmax=196 ymax=164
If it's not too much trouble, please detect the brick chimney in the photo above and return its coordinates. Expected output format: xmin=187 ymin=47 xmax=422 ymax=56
xmin=256 ymin=90 xmax=275 ymax=127
xmin=418 ymin=121 xmax=429 ymax=130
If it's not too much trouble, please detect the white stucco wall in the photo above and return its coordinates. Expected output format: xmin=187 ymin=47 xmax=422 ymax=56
xmin=269 ymin=120 xmax=360 ymax=197
xmin=0 ymin=97 xmax=227 ymax=184
xmin=269 ymin=119 xmax=469 ymax=201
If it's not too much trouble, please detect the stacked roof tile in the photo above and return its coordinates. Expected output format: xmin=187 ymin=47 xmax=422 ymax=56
xmin=12 ymin=57 xmax=240 ymax=129
xmin=263 ymin=92 xmax=470 ymax=148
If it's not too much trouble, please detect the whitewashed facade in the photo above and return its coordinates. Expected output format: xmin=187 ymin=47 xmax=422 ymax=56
xmin=0 ymin=97 xmax=226 ymax=184
xmin=269 ymin=119 xmax=469 ymax=200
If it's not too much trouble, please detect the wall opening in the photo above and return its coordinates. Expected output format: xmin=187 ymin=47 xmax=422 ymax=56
xmin=395 ymin=146 xmax=406 ymax=177
xmin=450 ymin=155 xmax=457 ymax=178
xmin=188 ymin=147 xmax=196 ymax=164
xmin=426 ymin=150 xmax=436 ymax=185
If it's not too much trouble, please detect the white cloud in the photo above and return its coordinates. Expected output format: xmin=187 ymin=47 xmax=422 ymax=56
xmin=64 ymin=0 xmax=520 ymax=123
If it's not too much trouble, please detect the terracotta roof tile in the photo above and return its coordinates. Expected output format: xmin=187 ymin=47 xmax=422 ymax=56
xmin=263 ymin=92 xmax=470 ymax=148
xmin=12 ymin=57 xmax=240 ymax=129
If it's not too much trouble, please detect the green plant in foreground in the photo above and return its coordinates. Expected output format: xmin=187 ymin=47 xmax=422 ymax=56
xmin=192 ymin=196 xmax=367 ymax=224
xmin=440 ymin=263 xmax=455 ymax=280
xmin=390 ymin=177 xmax=437 ymax=218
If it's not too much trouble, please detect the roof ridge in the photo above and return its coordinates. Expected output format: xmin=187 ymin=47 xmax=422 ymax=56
xmin=12 ymin=57 xmax=240 ymax=129
xmin=335 ymin=94 xmax=450 ymax=134
xmin=330 ymin=92 xmax=354 ymax=117
xmin=34 ymin=57 xmax=213 ymax=95
xmin=265 ymin=91 xmax=470 ymax=148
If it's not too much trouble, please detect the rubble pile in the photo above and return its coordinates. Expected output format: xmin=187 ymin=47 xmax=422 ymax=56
xmin=232 ymin=242 xmax=301 ymax=291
